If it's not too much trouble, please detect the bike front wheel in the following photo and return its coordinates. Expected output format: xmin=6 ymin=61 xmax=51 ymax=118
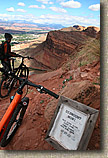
xmin=0 ymin=103 xmax=26 ymax=147
xmin=0 ymin=76 xmax=13 ymax=98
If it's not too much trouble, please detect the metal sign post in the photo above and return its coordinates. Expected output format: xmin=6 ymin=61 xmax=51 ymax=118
xmin=45 ymin=96 xmax=99 ymax=150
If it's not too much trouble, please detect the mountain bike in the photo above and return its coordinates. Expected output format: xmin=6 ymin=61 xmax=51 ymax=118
xmin=0 ymin=56 xmax=34 ymax=98
xmin=0 ymin=70 xmax=59 ymax=147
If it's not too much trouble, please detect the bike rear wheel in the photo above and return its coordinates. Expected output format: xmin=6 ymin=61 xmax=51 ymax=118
xmin=0 ymin=102 xmax=27 ymax=147
xmin=0 ymin=76 xmax=14 ymax=98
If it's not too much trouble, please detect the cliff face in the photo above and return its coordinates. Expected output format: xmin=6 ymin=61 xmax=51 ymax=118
xmin=28 ymin=29 xmax=98 ymax=70
xmin=45 ymin=31 xmax=88 ymax=55
xmin=41 ymin=31 xmax=89 ymax=69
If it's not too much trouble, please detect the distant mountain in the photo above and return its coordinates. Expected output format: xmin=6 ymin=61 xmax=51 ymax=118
xmin=0 ymin=19 xmax=64 ymax=30
xmin=35 ymin=23 xmax=64 ymax=29
xmin=0 ymin=27 xmax=26 ymax=34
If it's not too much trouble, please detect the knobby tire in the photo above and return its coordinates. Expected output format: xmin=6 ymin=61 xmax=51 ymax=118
xmin=0 ymin=104 xmax=25 ymax=147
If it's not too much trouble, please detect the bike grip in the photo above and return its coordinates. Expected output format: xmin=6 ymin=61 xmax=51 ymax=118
xmin=43 ymin=87 xmax=59 ymax=99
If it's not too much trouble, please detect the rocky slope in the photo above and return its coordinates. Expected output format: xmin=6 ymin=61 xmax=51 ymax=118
xmin=21 ymin=26 xmax=100 ymax=71
xmin=0 ymin=26 xmax=100 ymax=150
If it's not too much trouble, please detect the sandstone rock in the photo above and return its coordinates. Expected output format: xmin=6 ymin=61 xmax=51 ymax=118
xmin=73 ymin=25 xmax=85 ymax=31
xmin=61 ymin=25 xmax=85 ymax=31
xmin=83 ymin=26 xmax=100 ymax=38
xmin=44 ymin=80 xmax=100 ymax=122
xmin=80 ymin=72 xmax=88 ymax=78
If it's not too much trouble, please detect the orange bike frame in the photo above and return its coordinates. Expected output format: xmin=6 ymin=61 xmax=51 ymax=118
xmin=0 ymin=92 xmax=22 ymax=141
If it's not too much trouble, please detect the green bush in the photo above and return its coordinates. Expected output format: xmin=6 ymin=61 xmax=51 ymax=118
xmin=40 ymin=100 xmax=44 ymax=104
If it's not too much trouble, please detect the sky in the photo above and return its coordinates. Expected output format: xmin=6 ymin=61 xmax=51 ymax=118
xmin=0 ymin=0 xmax=100 ymax=27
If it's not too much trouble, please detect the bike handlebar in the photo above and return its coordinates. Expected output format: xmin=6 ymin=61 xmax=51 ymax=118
xmin=28 ymin=81 xmax=59 ymax=99
xmin=42 ymin=86 xmax=59 ymax=99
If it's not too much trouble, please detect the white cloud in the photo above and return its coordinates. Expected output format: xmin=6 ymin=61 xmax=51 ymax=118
xmin=88 ymin=4 xmax=100 ymax=11
xmin=18 ymin=2 xmax=25 ymax=7
xmin=29 ymin=5 xmax=39 ymax=8
xmin=29 ymin=5 xmax=46 ymax=9
xmin=0 ymin=13 xmax=100 ymax=27
xmin=0 ymin=14 xmax=23 ymax=21
xmin=36 ymin=0 xmax=49 ymax=4
xmin=39 ymin=14 xmax=100 ymax=27
xmin=41 ymin=5 xmax=46 ymax=9
xmin=50 ymin=7 xmax=67 ymax=13
xmin=16 ymin=9 xmax=26 ymax=13
xmin=56 ymin=0 xmax=65 ymax=2
xmin=60 ymin=0 xmax=81 ymax=8
xmin=6 ymin=7 xmax=15 ymax=12
xmin=49 ymin=2 xmax=53 ymax=4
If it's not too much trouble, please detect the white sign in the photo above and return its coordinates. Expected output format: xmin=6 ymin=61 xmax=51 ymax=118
xmin=49 ymin=103 xmax=90 ymax=150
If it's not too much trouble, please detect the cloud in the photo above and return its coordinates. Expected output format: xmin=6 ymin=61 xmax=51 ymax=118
xmin=29 ymin=5 xmax=46 ymax=9
xmin=60 ymin=0 xmax=81 ymax=8
xmin=18 ymin=2 xmax=25 ymax=7
xmin=39 ymin=14 xmax=100 ymax=27
xmin=88 ymin=4 xmax=100 ymax=11
xmin=49 ymin=2 xmax=53 ymax=4
xmin=0 ymin=13 xmax=100 ymax=27
xmin=36 ymin=0 xmax=49 ymax=4
xmin=16 ymin=9 xmax=26 ymax=13
xmin=50 ymin=7 xmax=67 ymax=13
xmin=56 ymin=0 xmax=65 ymax=2
xmin=6 ymin=7 xmax=15 ymax=12
xmin=36 ymin=0 xmax=53 ymax=4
